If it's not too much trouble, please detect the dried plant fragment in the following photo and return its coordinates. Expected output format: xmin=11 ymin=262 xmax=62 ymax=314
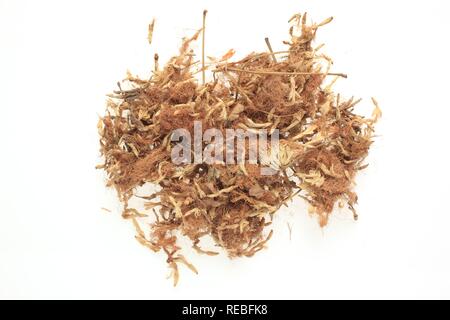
xmin=148 ymin=19 xmax=155 ymax=45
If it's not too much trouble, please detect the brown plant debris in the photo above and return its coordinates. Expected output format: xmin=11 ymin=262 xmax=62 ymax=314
xmin=98 ymin=12 xmax=380 ymax=285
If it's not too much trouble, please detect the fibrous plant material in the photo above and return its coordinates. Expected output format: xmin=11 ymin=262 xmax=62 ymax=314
xmin=98 ymin=12 xmax=380 ymax=285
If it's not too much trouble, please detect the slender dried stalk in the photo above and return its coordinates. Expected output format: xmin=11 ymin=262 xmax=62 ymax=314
xmin=264 ymin=37 xmax=277 ymax=63
xmin=213 ymin=66 xmax=347 ymax=78
xmin=202 ymin=10 xmax=207 ymax=85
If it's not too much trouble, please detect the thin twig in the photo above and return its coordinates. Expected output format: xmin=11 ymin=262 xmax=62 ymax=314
xmin=287 ymin=223 xmax=292 ymax=241
xmin=154 ymin=53 xmax=159 ymax=72
xmin=264 ymin=37 xmax=277 ymax=63
xmin=202 ymin=10 xmax=208 ymax=85
xmin=213 ymin=66 xmax=347 ymax=78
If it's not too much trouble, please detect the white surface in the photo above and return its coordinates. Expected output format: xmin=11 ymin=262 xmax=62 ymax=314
xmin=1 ymin=0 xmax=450 ymax=299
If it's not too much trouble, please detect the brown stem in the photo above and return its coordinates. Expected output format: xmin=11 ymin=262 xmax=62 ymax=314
xmin=202 ymin=10 xmax=208 ymax=85
xmin=213 ymin=66 xmax=347 ymax=78
xmin=264 ymin=37 xmax=277 ymax=63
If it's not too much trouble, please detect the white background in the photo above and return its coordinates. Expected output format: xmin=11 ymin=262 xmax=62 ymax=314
xmin=1 ymin=0 xmax=450 ymax=299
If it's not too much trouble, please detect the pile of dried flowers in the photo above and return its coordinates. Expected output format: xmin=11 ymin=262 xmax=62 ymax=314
xmin=97 ymin=12 xmax=380 ymax=285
